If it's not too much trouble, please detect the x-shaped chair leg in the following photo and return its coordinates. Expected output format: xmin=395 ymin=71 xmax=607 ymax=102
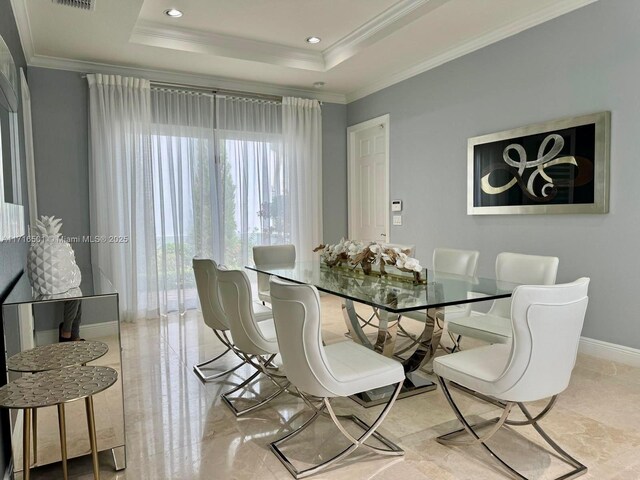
xmin=436 ymin=377 xmax=587 ymax=480
xmin=221 ymin=354 xmax=288 ymax=417
xmin=193 ymin=330 xmax=251 ymax=383
xmin=270 ymin=382 xmax=404 ymax=479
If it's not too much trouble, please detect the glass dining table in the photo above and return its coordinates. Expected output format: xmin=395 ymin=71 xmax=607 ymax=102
xmin=247 ymin=261 xmax=519 ymax=407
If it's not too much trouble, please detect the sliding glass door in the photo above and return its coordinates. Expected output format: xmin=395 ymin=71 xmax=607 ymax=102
xmin=150 ymin=91 xmax=288 ymax=314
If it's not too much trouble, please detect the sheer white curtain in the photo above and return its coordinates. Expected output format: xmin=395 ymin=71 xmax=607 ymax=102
xmin=282 ymin=97 xmax=322 ymax=262
xmin=216 ymin=96 xmax=286 ymax=268
xmin=87 ymin=74 xmax=159 ymax=322
xmin=150 ymin=88 xmax=222 ymax=314
xmin=88 ymin=78 xmax=323 ymax=320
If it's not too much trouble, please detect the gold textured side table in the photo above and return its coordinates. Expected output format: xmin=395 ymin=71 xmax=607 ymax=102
xmin=6 ymin=341 xmax=109 ymax=470
xmin=7 ymin=341 xmax=109 ymax=373
xmin=0 ymin=365 xmax=118 ymax=480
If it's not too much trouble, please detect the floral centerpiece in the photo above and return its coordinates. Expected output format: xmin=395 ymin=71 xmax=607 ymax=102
xmin=313 ymin=239 xmax=425 ymax=284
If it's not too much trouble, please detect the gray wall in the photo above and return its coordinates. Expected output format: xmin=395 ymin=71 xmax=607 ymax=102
xmin=347 ymin=0 xmax=640 ymax=348
xmin=322 ymin=102 xmax=348 ymax=243
xmin=0 ymin=0 xmax=29 ymax=472
xmin=28 ymin=67 xmax=91 ymax=268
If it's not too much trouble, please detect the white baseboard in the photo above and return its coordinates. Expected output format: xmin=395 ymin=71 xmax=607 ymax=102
xmin=578 ymin=336 xmax=640 ymax=368
xmin=35 ymin=321 xmax=119 ymax=345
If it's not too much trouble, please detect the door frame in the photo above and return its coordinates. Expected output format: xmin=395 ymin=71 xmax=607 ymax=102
xmin=347 ymin=114 xmax=390 ymax=242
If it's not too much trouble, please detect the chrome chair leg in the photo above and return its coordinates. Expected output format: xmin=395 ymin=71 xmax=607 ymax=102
xmin=436 ymin=377 xmax=587 ymax=480
xmin=221 ymin=354 xmax=288 ymax=417
xmin=450 ymin=382 xmax=559 ymax=424
xmin=193 ymin=346 xmax=247 ymax=383
xmin=518 ymin=402 xmax=586 ymax=477
xmin=193 ymin=330 xmax=252 ymax=383
xmin=270 ymin=382 xmax=404 ymax=479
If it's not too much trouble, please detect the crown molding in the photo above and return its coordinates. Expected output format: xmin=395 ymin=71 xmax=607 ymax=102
xmin=346 ymin=0 xmax=600 ymax=103
xmin=10 ymin=0 xmax=35 ymax=61
xmin=324 ymin=0 xmax=449 ymax=70
xmin=12 ymin=0 xmax=598 ymax=106
xmin=26 ymin=54 xmax=348 ymax=103
xmin=130 ymin=20 xmax=325 ymax=72
xmin=132 ymin=1 xmax=447 ymax=72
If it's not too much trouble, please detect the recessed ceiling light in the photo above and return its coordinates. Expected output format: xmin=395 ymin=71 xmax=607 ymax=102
xmin=164 ymin=8 xmax=183 ymax=18
xmin=306 ymin=36 xmax=321 ymax=44
xmin=313 ymin=82 xmax=325 ymax=89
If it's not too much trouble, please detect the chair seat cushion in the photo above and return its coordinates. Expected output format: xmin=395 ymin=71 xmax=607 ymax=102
xmin=323 ymin=341 xmax=405 ymax=397
xmin=433 ymin=344 xmax=511 ymax=396
xmin=446 ymin=312 xmax=512 ymax=344
xmin=253 ymin=301 xmax=272 ymax=322
xmin=257 ymin=319 xmax=278 ymax=344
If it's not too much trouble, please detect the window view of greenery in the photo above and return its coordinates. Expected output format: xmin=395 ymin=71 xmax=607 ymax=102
xmin=222 ymin=137 xmax=290 ymax=268
xmin=152 ymin=132 xmax=288 ymax=312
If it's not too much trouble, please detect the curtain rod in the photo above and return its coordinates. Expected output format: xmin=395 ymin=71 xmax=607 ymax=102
xmin=80 ymin=74 xmax=283 ymax=102
xmin=153 ymin=81 xmax=283 ymax=102
xmin=81 ymin=75 xmax=323 ymax=104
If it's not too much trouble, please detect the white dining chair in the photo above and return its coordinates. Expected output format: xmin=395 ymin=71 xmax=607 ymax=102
xmin=446 ymin=252 xmax=559 ymax=346
xmin=269 ymin=276 xmax=405 ymax=479
xmin=253 ymin=244 xmax=296 ymax=304
xmin=434 ymin=278 xmax=590 ymax=480
xmin=217 ymin=268 xmax=288 ymax=416
xmin=192 ymin=258 xmax=272 ymax=383
xmin=401 ymin=248 xmax=479 ymax=348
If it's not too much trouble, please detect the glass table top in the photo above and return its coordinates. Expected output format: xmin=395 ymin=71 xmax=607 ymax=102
xmin=247 ymin=262 xmax=520 ymax=313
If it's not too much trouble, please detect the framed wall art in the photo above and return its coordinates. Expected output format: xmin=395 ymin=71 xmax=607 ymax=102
xmin=467 ymin=111 xmax=610 ymax=215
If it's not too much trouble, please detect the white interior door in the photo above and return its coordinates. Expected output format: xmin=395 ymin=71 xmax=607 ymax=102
xmin=348 ymin=115 xmax=389 ymax=243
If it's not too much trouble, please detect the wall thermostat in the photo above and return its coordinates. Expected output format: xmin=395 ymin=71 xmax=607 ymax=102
xmin=391 ymin=200 xmax=403 ymax=212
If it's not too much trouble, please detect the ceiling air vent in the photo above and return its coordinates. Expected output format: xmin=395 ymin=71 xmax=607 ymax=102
xmin=52 ymin=0 xmax=95 ymax=10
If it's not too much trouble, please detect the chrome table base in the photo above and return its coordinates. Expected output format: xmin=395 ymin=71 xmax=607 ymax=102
xmin=350 ymin=371 xmax=436 ymax=408
xmin=342 ymin=300 xmax=442 ymax=407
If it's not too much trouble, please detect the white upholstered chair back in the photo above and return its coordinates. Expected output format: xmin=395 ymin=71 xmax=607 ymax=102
xmin=253 ymin=245 xmax=296 ymax=302
xmin=495 ymin=278 xmax=589 ymax=402
xmin=488 ymin=252 xmax=559 ymax=319
xmin=192 ymin=258 xmax=229 ymax=331
xmin=217 ymin=269 xmax=277 ymax=356
xmin=269 ymin=277 xmax=341 ymax=398
xmin=433 ymin=248 xmax=479 ymax=276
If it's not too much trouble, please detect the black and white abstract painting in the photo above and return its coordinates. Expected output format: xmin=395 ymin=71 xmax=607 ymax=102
xmin=467 ymin=112 xmax=610 ymax=215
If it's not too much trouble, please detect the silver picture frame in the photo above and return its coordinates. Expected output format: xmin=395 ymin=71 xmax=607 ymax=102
xmin=467 ymin=112 xmax=611 ymax=215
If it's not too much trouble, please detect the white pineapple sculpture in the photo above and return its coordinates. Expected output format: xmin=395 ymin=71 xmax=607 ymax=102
xmin=27 ymin=216 xmax=82 ymax=295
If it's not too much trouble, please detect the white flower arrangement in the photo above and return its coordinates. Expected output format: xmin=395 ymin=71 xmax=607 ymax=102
xmin=314 ymin=239 xmax=424 ymax=283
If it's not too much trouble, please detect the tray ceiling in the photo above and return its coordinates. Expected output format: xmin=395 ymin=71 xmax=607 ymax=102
xmin=10 ymin=0 xmax=598 ymax=102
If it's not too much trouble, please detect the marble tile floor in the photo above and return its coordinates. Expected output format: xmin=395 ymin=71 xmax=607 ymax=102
xmin=24 ymin=296 xmax=640 ymax=479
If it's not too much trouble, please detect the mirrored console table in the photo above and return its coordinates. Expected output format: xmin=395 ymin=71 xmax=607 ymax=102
xmin=1 ymin=266 xmax=126 ymax=479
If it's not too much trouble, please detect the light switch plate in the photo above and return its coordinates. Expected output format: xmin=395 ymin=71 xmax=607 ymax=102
xmin=393 ymin=215 xmax=402 ymax=226
xmin=392 ymin=200 xmax=402 ymax=212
